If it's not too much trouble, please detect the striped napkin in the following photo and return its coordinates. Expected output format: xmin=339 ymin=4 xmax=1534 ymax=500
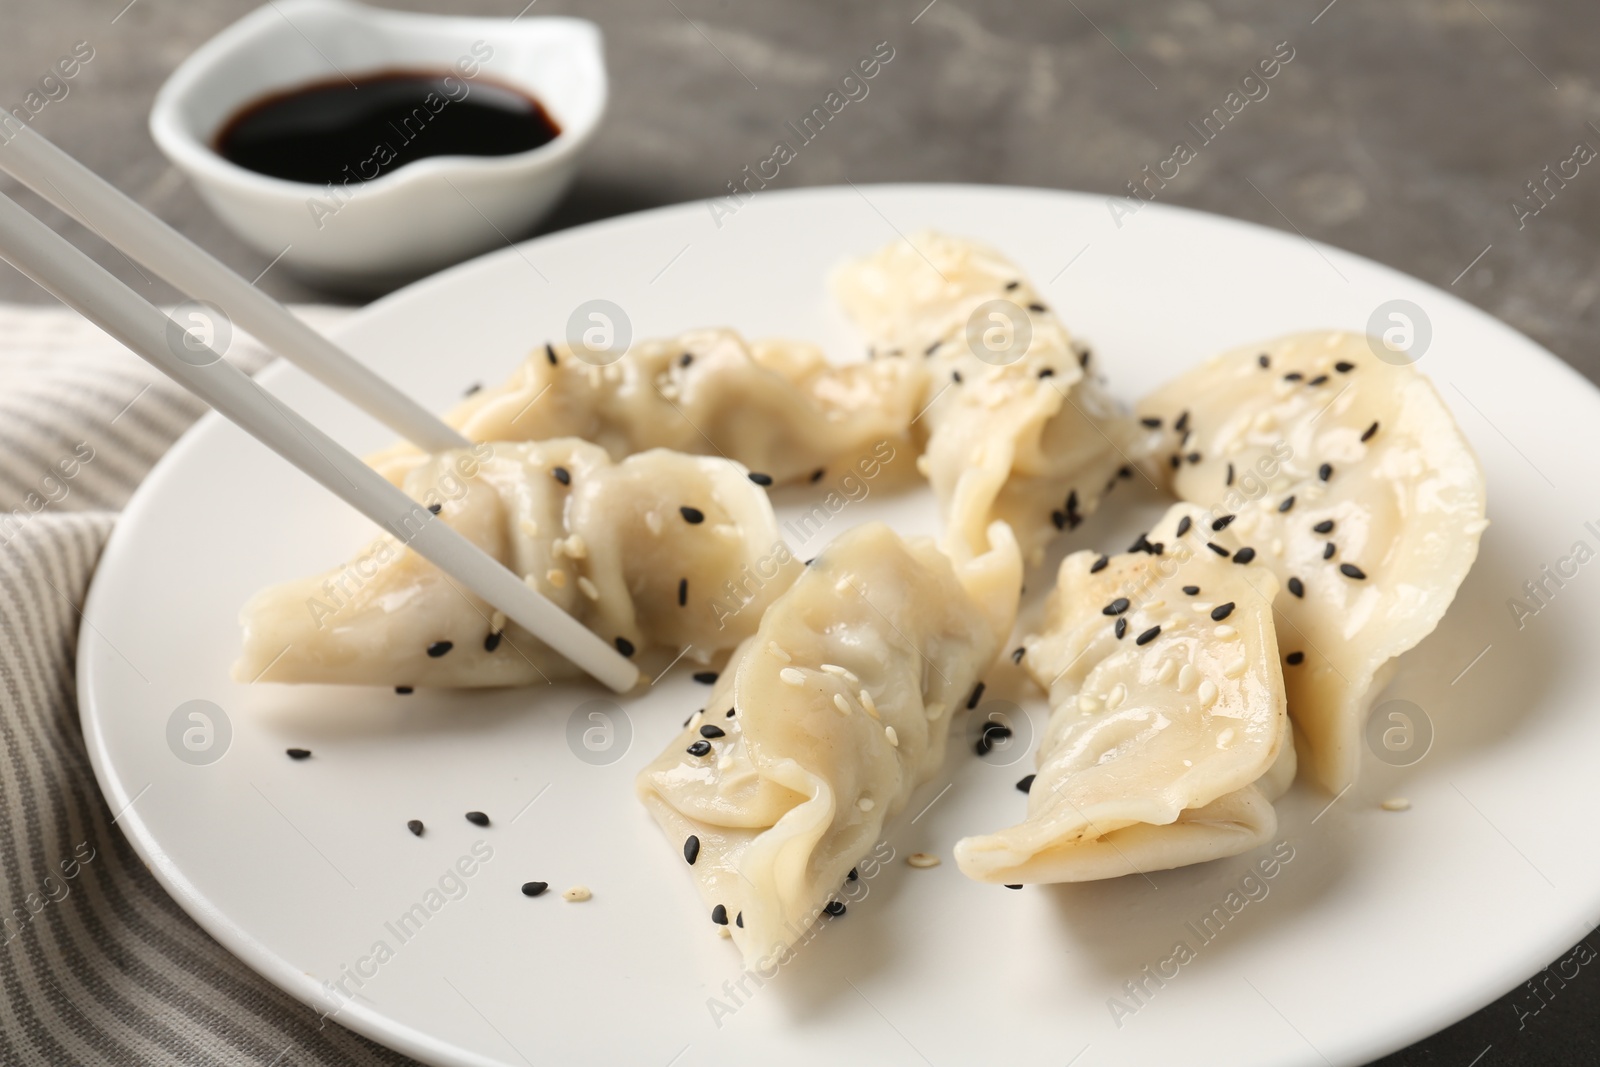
xmin=0 ymin=305 xmax=417 ymax=1065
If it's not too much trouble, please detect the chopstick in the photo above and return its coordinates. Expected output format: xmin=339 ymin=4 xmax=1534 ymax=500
xmin=0 ymin=188 xmax=640 ymax=694
xmin=0 ymin=125 xmax=467 ymax=453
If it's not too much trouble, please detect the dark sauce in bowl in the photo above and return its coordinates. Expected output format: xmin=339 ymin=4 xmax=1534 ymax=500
xmin=215 ymin=71 xmax=561 ymax=185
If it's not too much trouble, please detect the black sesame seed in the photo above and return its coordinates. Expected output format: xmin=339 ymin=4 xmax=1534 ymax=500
xmin=692 ymin=671 xmax=718 ymax=685
xmin=1175 ymin=411 xmax=1190 ymax=433
xmin=396 ymin=686 xmax=414 ymax=695
xmin=736 ymin=912 xmax=743 ymax=927
xmin=1038 ymin=367 xmax=1055 ymax=379
xmin=1090 ymin=555 xmax=1109 ymax=574
xmin=1140 ymin=416 xmax=1163 ymax=428
xmin=1186 ymin=452 xmax=1202 ymax=464
xmin=1115 ymin=617 xmax=1128 ymax=639
xmin=687 ymin=740 xmax=712 ymax=757
xmin=1210 ymin=602 xmax=1236 ymax=621
xmin=967 ymin=682 xmax=986 ymax=710
xmin=544 ymin=342 xmax=557 ymax=365
xmin=1340 ymin=563 xmax=1368 ymax=580
xmin=700 ymin=724 xmax=726 ymax=739
xmin=407 ymin=819 xmax=424 ymax=836
xmin=1012 ymin=646 xmax=1026 ymax=664
xmin=1212 ymin=514 xmax=1236 ymax=532
xmin=466 ymin=811 xmax=490 ymax=827
xmin=678 ymin=578 xmax=688 ymax=607
xmin=1286 ymin=651 xmax=1305 ymax=665
xmin=1226 ymin=462 xmax=1235 ymax=487
xmin=1285 ymin=372 xmax=1303 ymax=382
xmin=615 ymin=636 xmax=635 ymax=657
xmin=1169 ymin=455 xmax=1182 ymax=470
xmin=1233 ymin=547 xmax=1257 ymax=564
xmin=1148 ymin=542 xmax=1165 ymax=556
xmin=1313 ymin=519 xmax=1335 ymax=534
xmin=1362 ymin=421 xmax=1380 ymax=443
xmin=1288 ymin=576 xmax=1305 ymax=598
xmin=1005 ymin=884 xmax=1023 ymax=890
xmin=1176 ymin=516 xmax=1193 ymax=537
xmin=427 ymin=641 xmax=453 ymax=658
xmin=1119 ymin=465 xmax=1134 ymax=480
xmin=683 ymin=835 xmax=701 ymax=864
xmin=848 ymin=867 xmax=859 ymax=881
xmin=1136 ymin=625 xmax=1161 ymax=646
xmin=748 ymin=471 xmax=773 ymax=486
xmin=1016 ymin=774 xmax=1035 ymax=793
xmin=1066 ymin=490 xmax=1079 ymax=514
xmin=824 ymin=901 xmax=846 ymax=916
xmin=1258 ymin=353 xmax=1271 ymax=368
xmin=1103 ymin=597 xmax=1131 ymax=615
xmin=1182 ymin=585 xmax=1200 ymax=595
xmin=679 ymin=351 xmax=694 ymax=368
xmin=552 ymin=466 xmax=571 ymax=485
xmin=1323 ymin=542 xmax=1337 ymax=560
xmin=810 ymin=468 xmax=825 ymax=483
xmin=952 ymin=370 xmax=963 ymax=384
xmin=1319 ymin=463 xmax=1333 ymax=482
xmin=484 ymin=631 xmax=502 ymax=653
xmin=427 ymin=503 xmax=442 ymax=515
xmin=286 ymin=747 xmax=311 ymax=760
xmin=924 ymin=340 xmax=942 ymax=356
xmin=1027 ymin=302 xmax=1047 ymax=313
xmin=1129 ymin=533 xmax=1152 ymax=553
xmin=522 ymin=881 xmax=548 ymax=897
xmin=680 ymin=506 xmax=705 ymax=524
xmin=712 ymin=904 xmax=729 ymax=925
xmin=1279 ymin=496 xmax=1295 ymax=513
xmin=1051 ymin=510 xmax=1067 ymax=531
xmin=683 ymin=712 xmax=695 ymax=727
xmin=1207 ymin=542 xmax=1230 ymax=556
xmin=1308 ymin=374 xmax=1329 ymax=386
xmin=1335 ymin=361 xmax=1355 ymax=373
xmin=464 ymin=382 xmax=482 ymax=396
xmin=725 ymin=708 xmax=736 ymax=718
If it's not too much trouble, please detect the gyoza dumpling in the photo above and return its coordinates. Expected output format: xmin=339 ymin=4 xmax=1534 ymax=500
xmin=637 ymin=521 xmax=1021 ymax=968
xmin=235 ymin=440 xmax=801 ymax=687
xmin=955 ymin=504 xmax=1293 ymax=884
xmin=1137 ymin=331 xmax=1487 ymax=792
xmin=832 ymin=231 xmax=1152 ymax=563
xmin=368 ymin=329 xmax=926 ymax=487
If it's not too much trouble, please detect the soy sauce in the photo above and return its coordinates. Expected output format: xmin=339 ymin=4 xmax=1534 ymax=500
xmin=216 ymin=71 xmax=561 ymax=185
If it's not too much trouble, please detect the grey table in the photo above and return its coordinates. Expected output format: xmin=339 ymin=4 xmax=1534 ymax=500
xmin=3 ymin=2 xmax=1595 ymax=1064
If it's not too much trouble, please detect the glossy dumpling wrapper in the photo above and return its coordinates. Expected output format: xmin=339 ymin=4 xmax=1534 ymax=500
xmin=234 ymin=440 xmax=801 ymax=687
xmin=955 ymin=504 xmax=1293 ymax=885
xmin=637 ymin=521 xmax=1021 ymax=968
xmin=368 ymin=328 xmax=926 ymax=487
xmin=832 ymin=231 xmax=1152 ymax=563
xmin=1137 ymin=331 xmax=1487 ymax=792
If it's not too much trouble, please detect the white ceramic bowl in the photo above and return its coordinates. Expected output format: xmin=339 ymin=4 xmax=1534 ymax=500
xmin=150 ymin=0 xmax=606 ymax=292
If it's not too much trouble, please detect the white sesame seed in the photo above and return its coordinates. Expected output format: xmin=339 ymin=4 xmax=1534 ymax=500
xmin=562 ymin=885 xmax=592 ymax=902
xmin=564 ymin=535 xmax=588 ymax=560
xmin=577 ymin=576 xmax=600 ymax=600
xmin=518 ymin=518 xmax=539 ymax=537
xmin=767 ymin=642 xmax=792 ymax=663
xmin=884 ymin=725 xmax=899 ymax=747
xmin=644 ymin=510 xmax=663 ymax=536
xmin=1146 ymin=599 xmax=1166 ymax=612
xmin=915 ymin=455 xmax=931 ymax=476
xmin=858 ymin=797 xmax=874 ymax=812
xmin=821 ymin=664 xmax=859 ymax=683
xmin=1381 ymin=798 xmax=1411 ymax=812
xmin=1223 ymin=657 xmax=1247 ymax=678
xmin=779 ymin=668 xmax=806 ymax=687
xmin=907 ymin=852 xmax=940 ymax=868
xmin=1105 ymin=683 xmax=1127 ymax=711
xmin=1197 ymin=680 xmax=1218 ymax=707
xmin=1270 ymin=538 xmax=1285 ymax=556
xmin=717 ymin=925 xmax=732 ymax=939
xmin=834 ymin=577 xmax=853 ymax=594
xmin=1177 ymin=664 xmax=1197 ymax=692
xmin=546 ymin=568 xmax=567 ymax=589
xmin=1156 ymin=660 xmax=1176 ymax=684
xmin=860 ymin=689 xmax=879 ymax=717
xmin=1077 ymin=693 xmax=1099 ymax=713
xmin=718 ymin=753 xmax=733 ymax=771
xmin=1192 ymin=603 xmax=1213 ymax=613
xmin=925 ymin=700 xmax=946 ymax=721
xmin=1216 ymin=728 xmax=1236 ymax=748
xmin=833 ymin=693 xmax=852 ymax=715
xmin=1213 ymin=624 xmax=1237 ymax=639
xmin=490 ymin=610 xmax=507 ymax=632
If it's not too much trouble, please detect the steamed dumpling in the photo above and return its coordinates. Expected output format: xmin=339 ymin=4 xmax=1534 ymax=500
xmin=956 ymin=504 xmax=1293 ymax=884
xmin=637 ymin=521 xmax=1021 ymax=968
xmin=235 ymin=440 xmax=801 ymax=687
xmin=832 ymin=231 xmax=1151 ymax=563
xmin=1137 ymin=331 xmax=1487 ymax=792
xmin=368 ymin=329 xmax=926 ymax=487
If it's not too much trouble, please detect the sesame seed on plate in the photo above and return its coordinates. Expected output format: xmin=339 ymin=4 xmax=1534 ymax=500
xmin=825 ymin=901 xmax=847 ymax=916
xmin=427 ymin=503 xmax=441 ymax=515
xmin=1286 ymin=652 xmax=1305 ymax=665
xmin=563 ymin=886 xmax=592 ymax=902
xmin=615 ymin=636 xmax=635 ymax=657
xmin=427 ymin=641 xmax=453 ymax=658
xmin=908 ymin=853 xmax=941 ymax=868
xmin=522 ymin=881 xmax=548 ymax=897
xmin=396 ymin=686 xmax=414 ymax=695
xmin=466 ymin=811 xmax=490 ymax=826
xmin=748 ymin=471 xmax=773 ymax=486
xmin=678 ymin=578 xmax=688 ymax=606
xmin=286 ymin=748 xmax=311 ymax=760
xmin=407 ymin=819 xmax=424 ymax=836
xmin=544 ymin=343 xmax=558 ymax=365
xmin=693 ymin=671 xmax=718 ymax=685
xmin=484 ymin=632 xmax=502 ymax=652
xmin=1017 ymin=774 xmax=1035 ymax=793
xmin=684 ymin=836 xmax=700 ymax=864
xmin=967 ymin=682 xmax=986 ymax=709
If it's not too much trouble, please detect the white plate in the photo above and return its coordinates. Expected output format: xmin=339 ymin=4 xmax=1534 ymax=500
xmin=80 ymin=185 xmax=1600 ymax=1067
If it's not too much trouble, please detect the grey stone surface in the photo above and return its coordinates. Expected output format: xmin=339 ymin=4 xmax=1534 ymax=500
xmin=2 ymin=2 xmax=1595 ymax=1065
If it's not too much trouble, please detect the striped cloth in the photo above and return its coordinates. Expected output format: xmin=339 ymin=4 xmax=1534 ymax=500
xmin=0 ymin=306 xmax=416 ymax=1066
